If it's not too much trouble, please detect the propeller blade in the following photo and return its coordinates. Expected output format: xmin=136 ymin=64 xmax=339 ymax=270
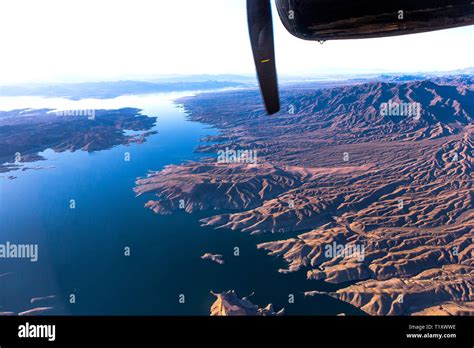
xmin=247 ymin=0 xmax=280 ymax=115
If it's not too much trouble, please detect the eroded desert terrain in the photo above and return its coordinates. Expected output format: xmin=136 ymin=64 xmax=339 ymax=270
xmin=135 ymin=77 xmax=473 ymax=315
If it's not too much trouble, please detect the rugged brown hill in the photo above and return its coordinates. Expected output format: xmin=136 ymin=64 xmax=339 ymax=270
xmin=135 ymin=77 xmax=473 ymax=315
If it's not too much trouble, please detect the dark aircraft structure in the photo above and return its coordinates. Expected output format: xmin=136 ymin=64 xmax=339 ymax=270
xmin=247 ymin=0 xmax=474 ymax=114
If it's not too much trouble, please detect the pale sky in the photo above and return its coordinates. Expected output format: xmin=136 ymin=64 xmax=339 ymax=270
xmin=0 ymin=0 xmax=473 ymax=85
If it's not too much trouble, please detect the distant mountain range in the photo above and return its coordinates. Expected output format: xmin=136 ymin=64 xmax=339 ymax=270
xmin=0 ymin=66 xmax=472 ymax=100
xmin=0 ymin=80 xmax=247 ymax=100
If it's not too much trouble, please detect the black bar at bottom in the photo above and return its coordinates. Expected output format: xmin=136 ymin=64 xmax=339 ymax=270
xmin=0 ymin=316 xmax=472 ymax=346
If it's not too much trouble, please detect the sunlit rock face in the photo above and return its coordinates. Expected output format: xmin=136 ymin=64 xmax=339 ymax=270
xmin=210 ymin=290 xmax=284 ymax=316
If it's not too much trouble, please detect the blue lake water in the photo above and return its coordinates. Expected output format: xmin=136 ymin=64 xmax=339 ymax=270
xmin=0 ymin=92 xmax=363 ymax=315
